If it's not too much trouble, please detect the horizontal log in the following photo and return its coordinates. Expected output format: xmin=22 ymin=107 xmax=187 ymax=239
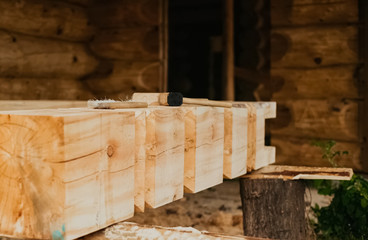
xmin=242 ymin=165 xmax=353 ymax=181
xmin=0 ymin=100 xmax=85 ymax=110
xmin=85 ymin=61 xmax=161 ymax=99
xmin=0 ymin=77 xmax=93 ymax=100
xmin=256 ymin=65 xmax=359 ymax=100
xmin=271 ymin=99 xmax=359 ymax=141
xmin=57 ymin=0 xmax=93 ymax=7
xmin=0 ymin=0 xmax=94 ymax=41
xmin=88 ymin=0 xmax=160 ymax=28
xmin=271 ymin=136 xmax=363 ymax=171
xmin=90 ymin=28 xmax=159 ymax=61
xmin=271 ymin=0 xmax=358 ymax=26
xmin=271 ymin=26 xmax=358 ymax=68
xmin=0 ymin=31 xmax=99 ymax=78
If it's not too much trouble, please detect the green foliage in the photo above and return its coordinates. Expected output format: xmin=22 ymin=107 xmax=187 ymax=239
xmin=310 ymin=140 xmax=368 ymax=239
xmin=312 ymin=175 xmax=368 ymax=240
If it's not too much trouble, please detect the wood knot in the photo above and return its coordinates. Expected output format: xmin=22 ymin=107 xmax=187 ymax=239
xmin=107 ymin=145 xmax=114 ymax=157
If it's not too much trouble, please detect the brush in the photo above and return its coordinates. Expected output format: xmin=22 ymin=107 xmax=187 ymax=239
xmin=87 ymin=100 xmax=148 ymax=109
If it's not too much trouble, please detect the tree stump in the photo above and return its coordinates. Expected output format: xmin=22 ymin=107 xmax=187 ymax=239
xmin=239 ymin=179 xmax=307 ymax=239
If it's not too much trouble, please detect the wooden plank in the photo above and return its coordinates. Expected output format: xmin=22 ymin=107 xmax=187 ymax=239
xmin=85 ymin=222 xmax=270 ymax=240
xmin=85 ymin=61 xmax=160 ymax=99
xmin=183 ymin=106 xmax=224 ymax=193
xmin=271 ymin=26 xmax=358 ymax=68
xmin=90 ymin=28 xmax=159 ymax=61
xmin=145 ymin=107 xmax=185 ymax=208
xmin=271 ymin=0 xmax=358 ymax=26
xmin=242 ymin=165 xmax=353 ymax=181
xmin=0 ymin=0 xmax=94 ymax=41
xmin=258 ymin=66 xmax=359 ymax=100
xmin=0 ymin=78 xmax=93 ymax=100
xmin=0 ymin=100 xmax=85 ymax=110
xmin=233 ymin=102 xmax=276 ymax=119
xmin=271 ymin=99 xmax=359 ymax=142
xmin=0 ymin=31 xmax=99 ymax=79
xmin=271 ymin=136 xmax=363 ymax=171
xmin=0 ymin=109 xmax=135 ymax=240
xmin=89 ymin=0 xmax=160 ymax=28
xmin=223 ymin=107 xmax=248 ymax=179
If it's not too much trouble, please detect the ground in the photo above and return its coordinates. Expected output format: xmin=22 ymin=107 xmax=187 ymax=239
xmin=127 ymin=180 xmax=244 ymax=236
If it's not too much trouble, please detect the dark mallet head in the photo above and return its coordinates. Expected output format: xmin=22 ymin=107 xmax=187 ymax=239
xmin=167 ymin=92 xmax=183 ymax=106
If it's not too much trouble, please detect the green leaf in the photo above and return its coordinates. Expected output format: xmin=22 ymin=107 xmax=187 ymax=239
xmin=361 ymin=198 xmax=368 ymax=208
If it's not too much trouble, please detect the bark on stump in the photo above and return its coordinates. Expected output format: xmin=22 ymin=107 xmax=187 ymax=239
xmin=239 ymin=179 xmax=307 ymax=240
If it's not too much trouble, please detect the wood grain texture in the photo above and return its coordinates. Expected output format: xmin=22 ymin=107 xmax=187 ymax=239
xmin=272 ymin=136 xmax=363 ymax=171
xmin=271 ymin=99 xmax=359 ymax=142
xmin=183 ymin=107 xmax=224 ymax=193
xmin=257 ymin=66 xmax=359 ymax=100
xmin=145 ymin=107 xmax=185 ymax=208
xmin=85 ymin=61 xmax=161 ymax=99
xmin=0 ymin=31 xmax=98 ymax=79
xmin=90 ymin=28 xmax=159 ymax=61
xmin=271 ymin=26 xmax=358 ymax=68
xmin=0 ymin=100 xmax=85 ymax=110
xmin=0 ymin=0 xmax=94 ymax=41
xmin=271 ymin=0 xmax=358 ymax=26
xmin=223 ymin=107 xmax=248 ymax=179
xmin=0 ymin=110 xmax=135 ymax=239
xmin=88 ymin=0 xmax=159 ymax=28
xmin=243 ymin=165 xmax=353 ymax=181
xmin=0 ymin=77 xmax=93 ymax=100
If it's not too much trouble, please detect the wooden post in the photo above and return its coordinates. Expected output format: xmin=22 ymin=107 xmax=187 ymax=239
xmin=239 ymin=179 xmax=307 ymax=240
xmin=223 ymin=0 xmax=234 ymax=101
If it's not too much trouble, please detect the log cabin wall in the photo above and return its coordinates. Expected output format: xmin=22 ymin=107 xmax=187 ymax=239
xmin=0 ymin=0 xmax=167 ymax=100
xmin=256 ymin=0 xmax=367 ymax=171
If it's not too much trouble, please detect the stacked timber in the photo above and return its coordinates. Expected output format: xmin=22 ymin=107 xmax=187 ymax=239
xmin=0 ymin=0 xmax=166 ymax=100
xmin=255 ymin=0 xmax=366 ymax=171
xmin=0 ymin=100 xmax=276 ymax=239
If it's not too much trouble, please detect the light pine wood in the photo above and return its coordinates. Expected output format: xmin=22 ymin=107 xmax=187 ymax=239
xmin=145 ymin=107 xmax=185 ymax=208
xmin=0 ymin=109 xmax=135 ymax=240
xmin=0 ymin=0 xmax=94 ymax=41
xmin=84 ymin=222 xmax=270 ymax=240
xmin=243 ymin=165 xmax=353 ymax=181
xmin=0 ymin=31 xmax=99 ymax=79
xmin=183 ymin=106 xmax=224 ymax=193
xmin=271 ymin=26 xmax=358 ymax=68
xmin=272 ymin=136 xmax=363 ymax=171
xmin=271 ymin=99 xmax=359 ymax=142
xmin=87 ymin=100 xmax=148 ymax=109
xmin=0 ymin=100 xmax=86 ymax=110
xmin=223 ymin=107 xmax=248 ymax=179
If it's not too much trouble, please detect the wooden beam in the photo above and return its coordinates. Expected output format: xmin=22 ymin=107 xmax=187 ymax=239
xmin=0 ymin=109 xmax=135 ymax=240
xmin=223 ymin=0 xmax=234 ymax=100
xmin=0 ymin=100 xmax=85 ymax=110
xmin=242 ymin=165 xmax=354 ymax=181
xmin=183 ymin=106 xmax=224 ymax=193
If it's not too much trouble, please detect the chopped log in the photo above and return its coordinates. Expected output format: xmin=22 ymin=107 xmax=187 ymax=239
xmin=145 ymin=107 xmax=185 ymax=208
xmin=272 ymin=135 xmax=363 ymax=170
xmin=0 ymin=0 xmax=94 ymax=41
xmin=90 ymin=28 xmax=159 ymax=61
xmin=84 ymin=61 xmax=161 ymax=99
xmin=183 ymin=106 xmax=224 ymax=193
xmin=271 ymin=0 xmax=358 ymax=26
xmin=0 ymin=77 xmax=93 ymax=100
xmin=223 ymin=107 xmax=248 ymax=179
xmin=271 ymin=26 xmax=358 ymax=68
xmin=242 ymin=165 xmax=353 ymax=181
xmin=256 ymin=66 xmax=359 ymax=100
xmin=84 ymin=222 xmax=270 ymax=240
xmin=0 ymin=109 xmax=135 ymax=240
xmin=88 ymin=0 xmax=160 ymax=28
xmin=240 ymin=179 xmax=307 ymax=239
xmin=0 ymin=100 xmax=85 ymax=110
xmin=271 ymin=99 xmax=359 ymax=142
xmin=57 ymin=0 xmax=93 ymax=7
xmin=0 ymin=31 xmax=99 ymax=79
